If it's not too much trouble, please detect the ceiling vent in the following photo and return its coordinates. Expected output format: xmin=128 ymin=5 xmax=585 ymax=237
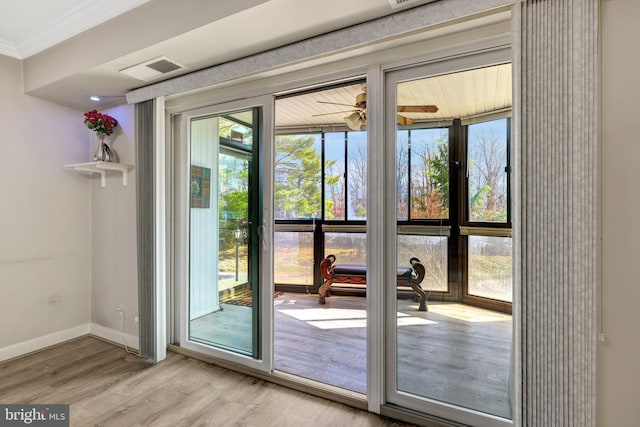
xmin=388 ymin=0 xmax=435 ymax=10
xmin=119 ymin=56 xmax=184 ymax=82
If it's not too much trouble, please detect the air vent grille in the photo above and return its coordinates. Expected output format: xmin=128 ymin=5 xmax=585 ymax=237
xmin=119 ymin=56 xmax=184 ymax=82
xmin=146 ymin=59 xmax=182 ymax=74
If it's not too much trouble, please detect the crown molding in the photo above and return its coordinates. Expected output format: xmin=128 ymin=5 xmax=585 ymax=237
xmin=0 ymin=38 xmax=21 ymax=59
xmin=16 ymin=0 xmax=150 ymax=59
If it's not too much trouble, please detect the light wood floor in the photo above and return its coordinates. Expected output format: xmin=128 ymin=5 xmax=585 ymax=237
xmin=273 ymin=294 xmax=512 ymax=419
xmin=0 ymin=336 xmax=413 ymax=427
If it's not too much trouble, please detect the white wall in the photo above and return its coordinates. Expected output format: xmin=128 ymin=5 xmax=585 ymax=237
xmin=0 ymin=54 xmax=91 ymax=350
xmin=599 ymin=0 xmax=640 ymax=425
xmin=0 ymin=64 xmax=139 ymax=356
xmin=90 ymin=104 xmax=139 ymax=337
xmin=189 ymin=117 xmax=220 ymax=319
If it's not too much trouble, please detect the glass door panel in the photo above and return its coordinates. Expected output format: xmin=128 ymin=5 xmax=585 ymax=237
xmin=385 ymin=59 xmax=513 ymax=426
xmin=188 ymin=108 xmax=259 ymax=357
xmin=273 ymin=82 xmax=368 ymax=394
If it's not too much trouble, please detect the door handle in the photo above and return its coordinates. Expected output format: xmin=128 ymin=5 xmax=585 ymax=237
xmin=257 ymin=224 xmax=268 ymax=251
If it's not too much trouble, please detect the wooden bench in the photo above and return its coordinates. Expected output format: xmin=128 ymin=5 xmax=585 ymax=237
xmin=318 ymin=254 xmax=428 ymax=311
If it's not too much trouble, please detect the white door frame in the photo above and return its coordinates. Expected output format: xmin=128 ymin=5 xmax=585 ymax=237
xmin=175 ymin=94 xmax=274 ymax=372
xmin=381 ymin=48 xmax=514 ymax=427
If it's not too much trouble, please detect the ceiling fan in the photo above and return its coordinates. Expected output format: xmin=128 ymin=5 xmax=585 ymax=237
xmin=314 ymin=86 xmax=438 ymax=130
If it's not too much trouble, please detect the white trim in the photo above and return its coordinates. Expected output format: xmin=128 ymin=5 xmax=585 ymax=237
xmin=0 ymin=324 xmax=90 ymax=363
xmin=0 ymin=323 xmax=142 ymax=364
xmin=89 ymin=323 xmax=140 ymax=350
xmin=154 ymin=96 xmax=168 ymax=362
xmin=176 ymin=95 xmax=274 ymax=373
xmin=15 ymin=0 xmax=151 ymax=59
xmin=0 ymin=38 xmax=20 ymax=59
xmin=366 ymin=64 xmax=385 ymax=413
xmin=260 ymin=94 xmax=276 ymax=374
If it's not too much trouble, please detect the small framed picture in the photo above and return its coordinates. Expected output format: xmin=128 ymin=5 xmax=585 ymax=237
xmin=190 ymin=165 xmax=211 ymax=208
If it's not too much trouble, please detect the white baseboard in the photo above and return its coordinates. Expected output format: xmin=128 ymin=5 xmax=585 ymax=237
xmin=0 ymin=323 xmax=140 ymax=363
xmin=0 ymin=324 xmax=91 ymax=363
xmin=89 ymin=323 xmax=139 ymax=351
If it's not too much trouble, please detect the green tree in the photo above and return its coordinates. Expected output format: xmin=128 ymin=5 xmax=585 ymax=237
xmin=411 ymin=133 xmax=449 ymax=219
xmin=218 ymin=154 xmax=249 ymax=250
xmin=275 ymin=135 xmax=321 ymax=219
xmin=324 ymin=158 xmax=345 ymax=219
xmin=427 ymin=139 xmax=449 ymax=210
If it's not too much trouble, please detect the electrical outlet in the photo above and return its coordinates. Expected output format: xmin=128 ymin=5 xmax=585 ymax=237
xmin=134 ymin=316 xmax=139 ymax=323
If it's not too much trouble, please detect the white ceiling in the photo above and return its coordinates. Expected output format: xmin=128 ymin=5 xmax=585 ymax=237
xmin=0 ymin=0 xmax=150 ymax=59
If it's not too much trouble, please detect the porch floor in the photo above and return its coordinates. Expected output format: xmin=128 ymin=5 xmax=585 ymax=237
xmin=274 ymin=293 xmax=512 ymax=419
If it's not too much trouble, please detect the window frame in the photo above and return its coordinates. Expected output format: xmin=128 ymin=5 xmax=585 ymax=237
xmin=458 ymin=115 xmax=513 ymax=313
xmin=273 ymin=125 xmax=367 ymax=292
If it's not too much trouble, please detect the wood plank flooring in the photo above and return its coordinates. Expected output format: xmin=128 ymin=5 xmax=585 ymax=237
xmin=0 ymin=337 xmax=413 ymax=427
xmin=273 ymin=294 xmax=512 ymax=419
xmin=274 ymin=294 xmax=367 ymax=393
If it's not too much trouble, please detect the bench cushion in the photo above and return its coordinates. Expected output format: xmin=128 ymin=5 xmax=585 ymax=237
xmin=334 ymin=264 xmax=367 ymax=276
xmin=396 ymin=266 xmax=412 ymax=279
xmin=333 ymin=264 xmax=413 ymax=279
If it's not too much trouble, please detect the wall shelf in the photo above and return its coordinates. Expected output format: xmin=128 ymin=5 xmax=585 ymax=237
xmin=65 ymin=161 xmax=135 ymax=187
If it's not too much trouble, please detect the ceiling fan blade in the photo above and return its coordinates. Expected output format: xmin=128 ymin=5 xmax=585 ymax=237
xmin=397 ymin=105 xmax=439 ymax=113
xmin=397 ymin=114 xmax=414 ymax=126
xmin=312 ymin=110 xmax=359 ymax=117
xmin=316 ymin=100 xmax=358 ymax=108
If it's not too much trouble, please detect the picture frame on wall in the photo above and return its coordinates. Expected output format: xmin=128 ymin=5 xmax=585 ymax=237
xmin=190 ymin=165 xmax=211 ymax=208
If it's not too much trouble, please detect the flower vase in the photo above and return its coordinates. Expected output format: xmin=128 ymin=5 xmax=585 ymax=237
xmin=93 ymin=135 xmax=115 ymax=162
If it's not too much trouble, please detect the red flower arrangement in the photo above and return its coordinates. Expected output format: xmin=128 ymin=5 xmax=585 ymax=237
xmin=83 ymin=110 xmax=118 ymax=136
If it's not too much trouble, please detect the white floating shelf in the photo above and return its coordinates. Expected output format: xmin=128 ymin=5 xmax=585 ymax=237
xmin=65 ymin=161 xmax=135 ymax=187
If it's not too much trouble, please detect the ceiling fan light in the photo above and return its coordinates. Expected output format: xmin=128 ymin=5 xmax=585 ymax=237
xmin=345 ymin=112 xmax=363 ymax=130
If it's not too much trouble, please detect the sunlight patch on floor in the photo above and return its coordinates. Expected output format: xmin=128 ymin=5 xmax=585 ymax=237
xmin=307 ymin=318 xmax=368 ymax=329
xmin=279 ymin=308 xmax=366 ymax=321
xmin=428 ymin=303 xmax=510 ymax=323
xmin=396 ymin=316 xmax=437 ymax=326
xmin=279 ymin=307 xmax=436 ymax=329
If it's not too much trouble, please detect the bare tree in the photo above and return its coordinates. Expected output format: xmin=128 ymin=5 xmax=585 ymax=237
xmin=469 ymin=128 xmax=506 ymax=221
xmin=396 ymin=141 xmax=409 ymax=219
xmin=410 ymin=135 xmax=448 ymax=219
xmin=348 ymin=142 xmax=367 ymax=219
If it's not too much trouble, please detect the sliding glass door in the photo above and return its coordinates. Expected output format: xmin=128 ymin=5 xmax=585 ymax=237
xmin=384 ymin=55 xmax=513 ymax=426
xmin=169 ymin=48 xmax=514 ymax=426
xmin=177 ymin=97 xmax=271 ymax=369
xmin=188 ymin=110 xmax=259 ymax=356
